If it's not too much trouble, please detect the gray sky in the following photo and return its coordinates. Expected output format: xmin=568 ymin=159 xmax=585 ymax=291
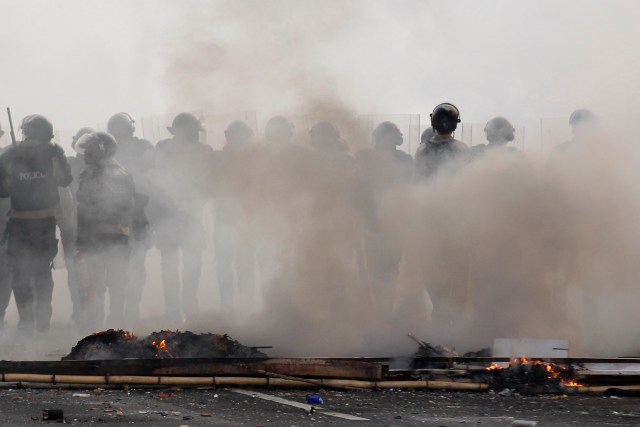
xmin=1 ymin=0 xmax=638 ymax=145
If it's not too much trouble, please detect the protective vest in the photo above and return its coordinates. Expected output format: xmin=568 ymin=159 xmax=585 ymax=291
xmin=0 ymin=141 xmax=70 ymax=218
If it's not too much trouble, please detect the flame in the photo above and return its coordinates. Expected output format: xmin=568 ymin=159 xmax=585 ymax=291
xmin=487 ymin=357 xmax=581 ymax=386
xmin=562 ymin=380 xmax=583 ymax=387
xmin=151 ymin=339 xmax=174 ymax=358
xmin=485 ymin=363 xmax=503 ymax=371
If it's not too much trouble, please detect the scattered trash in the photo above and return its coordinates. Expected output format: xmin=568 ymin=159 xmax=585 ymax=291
xmin=30 ymin=416 xmax=38 ymax=421
xmin=159 ymin=392 xmax=175 ymax=398
xmin=116 ymin=408 xmax=124 ymax=416
xmin=550 ymin=395 xmax=568 ymax=400
xmin=512 ymin=421 xmax=537 ymax=427
xmin=42 ymin=409 xmax=64 ymax=421
xmin=498 ymin=388 xmax=512 ymax=397
xmin=306 ymin=393 xmax=324 ymax=405
xmin=182 ymin=415 xmax=193 ymax=420
xmin=200 ymin=412 xmax=212 ymax=417
xmin=72 ymin=393 xmax=91 ymax=398
xmin=63 ymin=329 xmax=267 ymax=360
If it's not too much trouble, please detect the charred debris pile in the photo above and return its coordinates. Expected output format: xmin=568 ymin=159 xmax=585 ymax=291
xmin=63 ymin=329 xmax=267 ymax=360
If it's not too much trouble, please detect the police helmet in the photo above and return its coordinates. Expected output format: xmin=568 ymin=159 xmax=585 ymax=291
xmin=373 ymin=121 xmax=403 ymax=146
xmin=569 ymin=109 xmax=597 ymax=126
xmin=430 ymin=103 xmax=461 ymax=134
xmin=76 ymin=131 xmax=117 ymax=160
xmin=168 ymin=112 xmax=203 ymax=136
xmin=265 ymin=116 xmax=294 ymax=142
xmin=420 ymin=127 xmax=434 ymax=144
xmin=484 ymin=117 xmax=515 ymax=143
xmin=71 ymin=127 xmax=95 ymax=151
xmin=225 ymin=120 xmax=254 ymax=137
xmin=107 ymin=112 xmax=135 ymax=139
xmin=21 ymin=115 xmax=54 ymax=142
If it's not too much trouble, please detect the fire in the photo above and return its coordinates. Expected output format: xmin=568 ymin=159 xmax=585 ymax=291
xmin=545 ymin=363 xmax=562 ymax=379
xmin=151 ymin=339 xmax=174 ymax=358
xmin=562 ymin=380 xmax=583 ymax=388
xmin=486 ymin=357 xmax=582 ymax=387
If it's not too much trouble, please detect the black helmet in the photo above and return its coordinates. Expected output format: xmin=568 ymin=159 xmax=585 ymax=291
xmin=265 ymin=116 xmax=294 ymax=143
xmin=21 ymin=115 xmax=54 ymax=141
xmin=569 ymin=109 xmax=597 ymax=126
xmin=420 ymin=127 xmax=434 ymax=144
xmin=76 ymin=131 xmax=117 ymax=161
xmin=310 ymin=121 xmax=339 ymax=146
xmin=430 ymin=103 xmax=461 ymax=134
xmin=484 ymin=117 xmax=515 ymax=143
xmin=310 ymin=121 xmax=348 ymax=151
xmin=71 ymin=127 xmax=95 ymax=151
xmin=225 ymin=120 xmax=254 ymax=137
xmin=168 ymin=112 xmax=203 ymax=137
xmin=107 ymin=112 xmax=135 ymax=139
xmin=373 ymin=121 xmax=403 ymax=147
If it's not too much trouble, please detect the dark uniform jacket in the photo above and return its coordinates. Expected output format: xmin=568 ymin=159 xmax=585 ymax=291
xmin=76 ymin=158 xmax=135 ymax=249
xmin=152 ymin=137 xmax=217 ymax=248
xmin=0 ymin=139 xmax=72 ymax=217
xmin=415 ymin=134 xmax=469 ymax=180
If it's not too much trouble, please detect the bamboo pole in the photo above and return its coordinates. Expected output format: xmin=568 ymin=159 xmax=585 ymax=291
xmin=570 ymin=384 xmax=640 ymax=394
xmin=0 ymin=373 xmax=488 ymax=391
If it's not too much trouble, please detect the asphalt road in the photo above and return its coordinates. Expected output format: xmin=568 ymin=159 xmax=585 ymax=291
xmin=0 ymin=386 xmax=638 ymax=426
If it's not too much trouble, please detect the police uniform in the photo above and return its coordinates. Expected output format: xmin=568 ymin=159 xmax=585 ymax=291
xmin=0 ymin=137 xmax=72 ymax=333
xmin=153 ymin=135 xmax=216 ymax=322
xmin=114 ymin=135 xmax=154 ymax=325
xmin=75 ymin=138 xmax=135 ymax=333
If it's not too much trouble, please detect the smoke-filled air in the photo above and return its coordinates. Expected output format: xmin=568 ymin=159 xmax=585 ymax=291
xmin=1 ymin=0 xmax=640 ymax=360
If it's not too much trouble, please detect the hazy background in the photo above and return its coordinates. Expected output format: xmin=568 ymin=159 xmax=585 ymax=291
xmin=0 ymin=0 xmax=639 ymax=359
xmin=1 ymin=0 xmax=638 ymax=142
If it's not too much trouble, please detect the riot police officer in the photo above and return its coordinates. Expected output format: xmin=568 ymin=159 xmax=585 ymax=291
xmin=75 ymin=132 xmax=136 ymax=333
xmin=355 ymin=121 xmax=413 ymax=313
xmin=107 ymin=113 xmax=153 ymax=326
xmin=0 ymin=115 xmax=72 ymax=334
xmin=264 ymin=115 xmax=295 ymax=146
xmin=154 ymin=112 xmax=216 ymax=323
xmin=415 ymin=103 xmax=469 ymax=179
xmin=215 ymin=120 xmax=257 ymax=314
xmin=471 ymin=116 xmax=520 ymax=158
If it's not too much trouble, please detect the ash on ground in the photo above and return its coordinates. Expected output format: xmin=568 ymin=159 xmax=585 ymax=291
xmin=62 ymin=329 xmax=267 ymax=360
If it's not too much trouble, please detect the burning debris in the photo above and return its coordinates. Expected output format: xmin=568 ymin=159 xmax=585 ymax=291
xmin=63 ymin=330 xmax=267 ymax=360
xmin=486 ymin=357 xmax=582 ymax=395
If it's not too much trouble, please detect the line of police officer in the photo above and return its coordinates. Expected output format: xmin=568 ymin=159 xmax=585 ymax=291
xmin=0 ymin=104 xmax=593 ymax=336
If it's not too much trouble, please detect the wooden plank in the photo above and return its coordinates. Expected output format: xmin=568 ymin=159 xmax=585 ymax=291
xmin=0 ymin=358 xmax=383 ymax=380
